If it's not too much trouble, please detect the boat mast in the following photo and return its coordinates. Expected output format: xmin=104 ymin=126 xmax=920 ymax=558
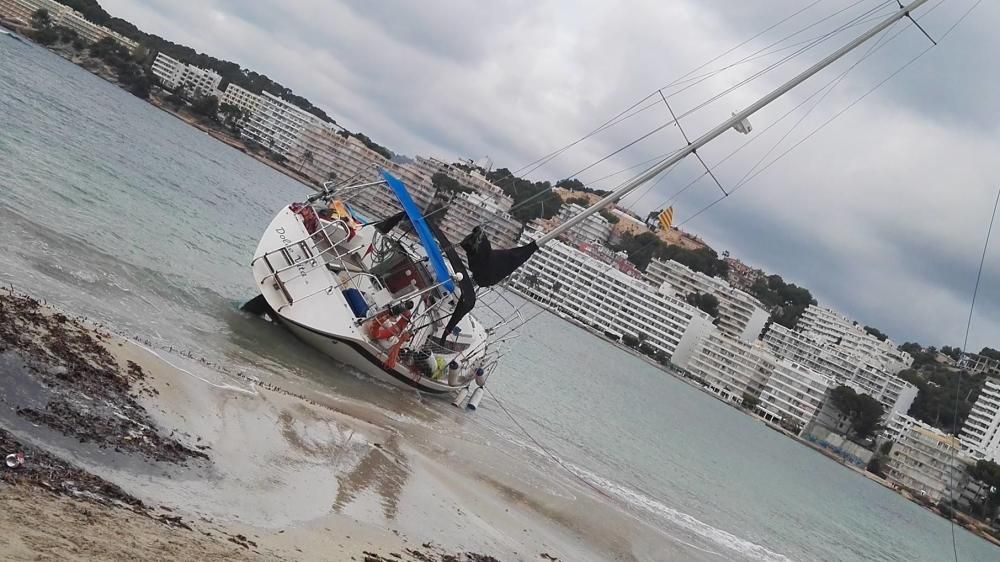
xmin=537 ymin=0 xmax=930 ymax=246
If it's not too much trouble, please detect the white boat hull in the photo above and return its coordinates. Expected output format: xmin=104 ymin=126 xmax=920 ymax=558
xmin=250 ymin=204 xmax=480 ymax=396
xmin=276 ymin=311 xmax=455 ymax=394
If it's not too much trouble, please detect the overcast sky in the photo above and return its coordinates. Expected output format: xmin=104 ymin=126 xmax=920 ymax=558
xmin=103 ymin=0 xmax=1000 ymax=350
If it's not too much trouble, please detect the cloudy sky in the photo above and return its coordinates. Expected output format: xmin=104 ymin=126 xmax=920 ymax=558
xmin=103 ymin=0 xmax=999 ymax=349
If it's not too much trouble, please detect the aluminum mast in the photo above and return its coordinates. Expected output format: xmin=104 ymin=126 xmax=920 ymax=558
xmin=537 ymin=0 xmax=930 ymax=246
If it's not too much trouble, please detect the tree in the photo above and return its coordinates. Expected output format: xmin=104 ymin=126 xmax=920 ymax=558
xmin=621 ymin=334 xmax=640 ymax=348
xmin=746 ymin=274 xmax=817 ymax=329
xmin=968 ymin=460 xmax=1000 ymax=511
xmin=218 ymin=103 xmax=244 ymax=130
xmin=940 ymin=346 xmax=962 ymax=361
xmin=486 ymin=168 xmax=563 ymax=223
xmin=742 ymin=392 xmax=760 ymax=411
xmin=298 ymin=149 xmax=314 ymax=172
xmin=980 ymin=347 xmax=1000 ymax=361
xmin=127 ymin=74 xmax=151 ymax=98
xmin=598 ymin=208 xmax=619 ymax=224
xmin=863 ymin=325 xmax=888 ymax=342
xmin=431 ymin=172 xmax=472 ymax=195
xmin=685 ymin=292 xmax=720 ymax=319
xmin=609 ymin=231 xmax=729 ymax=276
xmin=828 ymin=385 xmax=884 ymax=440
xmin=190 ymin=95 xmax=219 ymax=119
xmin=898 ymin=366 xmax=986 ymax=432
xmin=564 ymin=196 xmax=589 ymax=206
xmin=31 ymin=8 xmax=52 ymax=29
xmin=654 ymin=350 xmax=670 ymax=365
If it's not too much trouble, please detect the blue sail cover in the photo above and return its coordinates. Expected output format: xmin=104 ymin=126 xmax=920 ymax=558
xmin=379 ymin=169 xmax=455 ymax=292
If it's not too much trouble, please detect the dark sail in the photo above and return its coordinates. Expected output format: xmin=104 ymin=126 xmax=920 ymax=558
xmin=373 ymin=211 xmax=406 ymax=234
xmin=427 ymin=222 xmax=476 ymax=338
xmin=460 ymin=226 xmax=538 ymax=288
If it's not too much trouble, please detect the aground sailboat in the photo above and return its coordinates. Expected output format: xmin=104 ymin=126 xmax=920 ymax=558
xmin=244 ymin=0 xmax=931 ymax=406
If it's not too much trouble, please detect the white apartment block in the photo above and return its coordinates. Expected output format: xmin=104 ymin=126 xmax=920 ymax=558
xmin=763 ymin=323 xmax=917 ymax=417
xmin=883 ymin=411 xmax=940 ymax=444
xmin=0 ymin=0 xmax=137 ymax=49
xmin=798 ymin=305 xmax=912 ymax=373
xmin=218 ymin=83 xmax=260 ymax=115
xmin=960 ymin=377 xmax=1000 ymax=462
xmin=150 ymin=53 xmax=222 ymax=98
xmin=557 ymin=203 xmax=612 ymax=243
xmin=288 ymin=125 xmax=388 ymax=188
xmin=851 ymin=363 xmax=918 ymax=416
xmin=439 ymin=191 xmax=521 ymax=250
xmin=508 ymin=237 xmax=715 ymax=364
xmin=646 ymin=258 xmax=769 ymax=342
xmin=757 ymin=360 xmax=833 ymax=433
xmin=150 ymin=52 xmax=181 ymax=87
xmin=242 ymin=91 xmax=326 ymax=158
xmin=884 ymin=425 xmax=969 ymax=503
xmin=684 ymin=330 xmax=778 ymax=403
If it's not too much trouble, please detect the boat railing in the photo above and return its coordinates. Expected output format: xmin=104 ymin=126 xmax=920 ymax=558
xmin=253 ymin=217 xmax=384 ymax=311
xmin=252 ymin=219 xmax=352 ymax=281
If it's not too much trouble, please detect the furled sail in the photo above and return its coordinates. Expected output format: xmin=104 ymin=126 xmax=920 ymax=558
xmin=460 ymin=226 xmax=538 ymax=288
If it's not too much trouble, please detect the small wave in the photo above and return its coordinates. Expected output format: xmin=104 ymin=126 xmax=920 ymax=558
xmin=567 ymin=464 xmax=792 ymax=562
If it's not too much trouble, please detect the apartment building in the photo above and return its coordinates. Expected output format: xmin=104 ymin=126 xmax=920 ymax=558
xmin=798 ymin=305 xmax=912 ymax=373
xmin=883 ymin=411 xmax=940 ymax=443
xmin=646 ymin=258 xmax=769 ymax=342
xmin=556 ymin=203 xmax=612 ymax=243
xmin=757 ymin=360 xmax=833 ymax=433
xmin=288 ymin=126 xmax=387 ymax=187
xmin=150 ymin=53 xmax=221 ymax=98
xmin=763 ymin=323 xmax=917 ymax=416
xmin=242 ymin=91 xmax=329 ymax=158
xmin=884 ymin=425 xmax=969 ymax=503
xmin=684 ymin=330 xmax=778 ymax=403
xmin=960 ymin=377 xmax=1000 ymax=462
xmin=0 ymin=0 xmax=137 ymax=49
xmin=508 ymin=236 xmax=715 ymax=364
xmin=218 ymin=82 xmax=260 ymax=115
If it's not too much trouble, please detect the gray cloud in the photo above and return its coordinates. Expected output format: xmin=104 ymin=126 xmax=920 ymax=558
xmin=104 ymin=0 xmax=1000 ymax=349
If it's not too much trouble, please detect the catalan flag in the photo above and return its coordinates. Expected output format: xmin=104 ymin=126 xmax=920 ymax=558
xmin=658 ymin=206 xmax=674 ymax=231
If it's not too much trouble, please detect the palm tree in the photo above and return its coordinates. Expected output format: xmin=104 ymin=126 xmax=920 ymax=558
xmin=298 ymin=149 xmax=314 ymax=172
xmin=31 ymin=9 xmax=52 ymax=29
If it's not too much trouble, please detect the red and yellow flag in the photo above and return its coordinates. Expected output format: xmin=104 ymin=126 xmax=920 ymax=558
xmin=658 ymin=206 xmax=674 ymax=231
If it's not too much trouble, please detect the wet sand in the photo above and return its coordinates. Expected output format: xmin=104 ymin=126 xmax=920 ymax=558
xmin=0 ymin=291 xmax=702 ymax=561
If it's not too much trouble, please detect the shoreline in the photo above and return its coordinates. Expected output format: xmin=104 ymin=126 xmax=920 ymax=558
xmin=0 ymin=290 xmax=684 ymax=561
xmin=507 ymin=288 xmax=1000 ymax=547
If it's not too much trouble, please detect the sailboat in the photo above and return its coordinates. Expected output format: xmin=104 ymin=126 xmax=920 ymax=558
xmin=244 ymin=0 xmax=930 ymax=405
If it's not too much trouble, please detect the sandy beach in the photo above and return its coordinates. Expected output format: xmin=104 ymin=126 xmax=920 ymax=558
xmin=0 ymin=291 xmax=686 ymax=562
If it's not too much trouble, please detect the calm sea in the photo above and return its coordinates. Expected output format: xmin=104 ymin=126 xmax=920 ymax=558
xmin=1 ymin=36 xmax=997 ymax=562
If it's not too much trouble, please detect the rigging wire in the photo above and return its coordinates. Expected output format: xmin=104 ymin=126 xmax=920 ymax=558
xmin=472 ymin=0 xmax=889 ymax=214
xmin=505 ymin=0 xmax=831 ymax=182
xmin=673 ymin=0 xmax=954 ymax=229
xmin=940 ymin=5 xmax=988 ymax=562
xmin=500 ymin=0 xmax=963 ymax=338
xmin=949 ymin=185 xmax=999 ymax=562
xmin=410 ymin=0 xmax=897 ymax=242
xmin=482 ymin=386 xmax=617 ymax=502
xmin=556 ymin=0 xmax=897 ymax=187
